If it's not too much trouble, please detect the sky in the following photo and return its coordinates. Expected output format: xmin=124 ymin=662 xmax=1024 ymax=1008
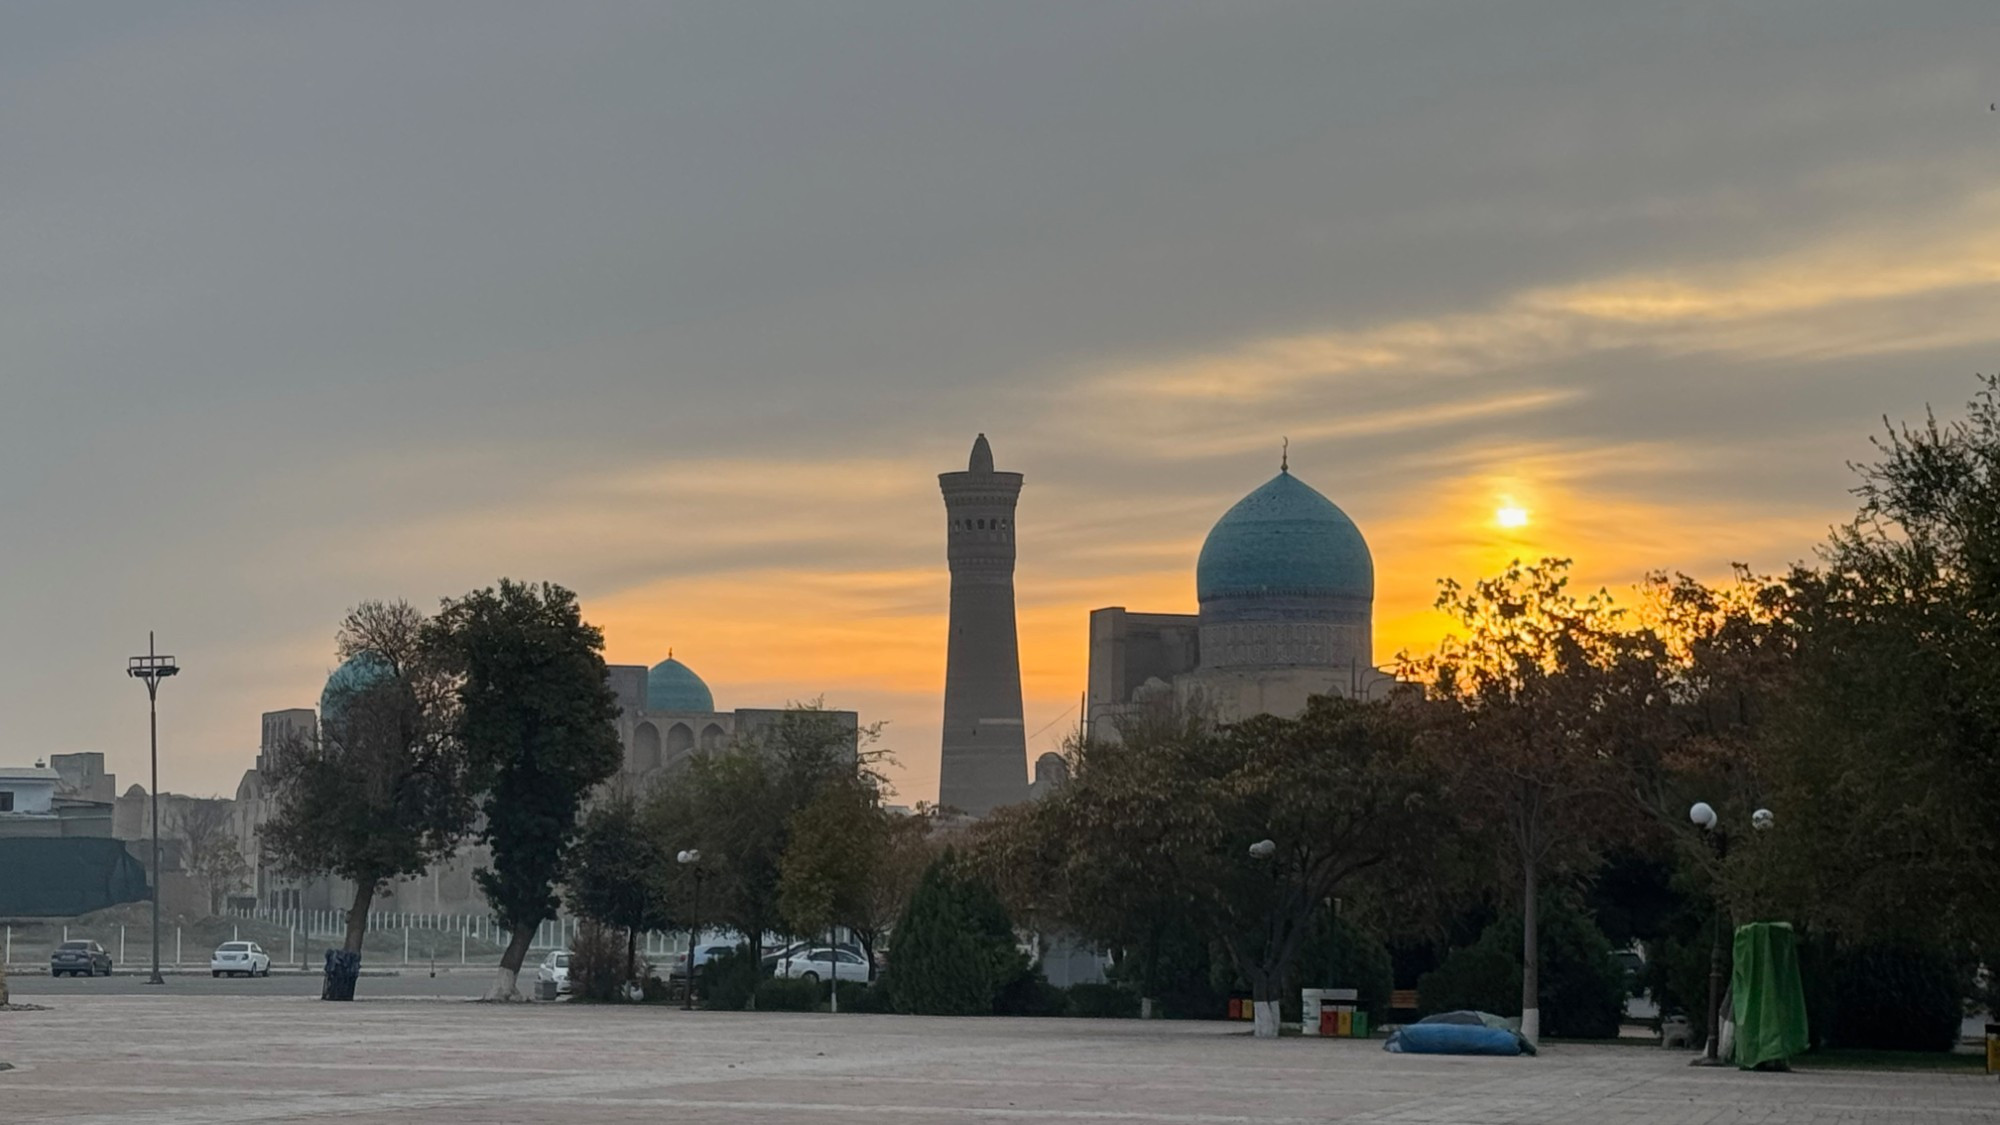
xmin=4 ymin=2 xmax=1997 ymax=805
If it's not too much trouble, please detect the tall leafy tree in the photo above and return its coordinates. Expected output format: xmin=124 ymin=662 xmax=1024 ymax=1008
xmin=1400 ymin=559 xmax=1671 ymax=1045
xmin=428 ymin=579 xmax=623 ymax=1001
xmin=175 ymin=798 xmax=250 ymax=915
xmin=778 ymin=782 xmax=933 ymax=975
xmin=567 ymin=794 xmax=675 ymax=984
xmin=998 ymin=696 xmax=1440 ymax=1037
xmin=262 ymin=600 xmax=472 ymax=961
xmin=1740 ymin=379 xmax=2000 ymax=948
xmin=651 ymin=705 xmax=876 ymax=962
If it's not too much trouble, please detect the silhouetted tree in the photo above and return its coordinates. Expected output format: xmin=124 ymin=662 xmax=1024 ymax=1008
xmin=262 ymin=600 xmax=473 ymax=961
xmin=428 ymin=580 xmax=622 ymax=1001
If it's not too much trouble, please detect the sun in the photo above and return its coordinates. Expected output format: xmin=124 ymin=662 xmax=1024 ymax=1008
xmin=1495 ymin=504 xmax=1530 ymax=529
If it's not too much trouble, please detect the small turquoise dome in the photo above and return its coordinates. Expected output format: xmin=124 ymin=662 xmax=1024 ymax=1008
xmin=1195 ymin=471 xmax=1373 ymax=605
xmin=320 ymin=651 xmax=395 ymax=719
xmin=646 ymin=656 xmax=715 ymax=712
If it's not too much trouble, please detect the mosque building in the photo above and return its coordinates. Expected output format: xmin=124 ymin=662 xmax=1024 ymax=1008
xmin=234 ymin=649 xmax=855 ymax=914
xmin=1086 ymin=459 xmax=1392 ymax=737
xmin=603 ymin=654 xmax=858 ymax=790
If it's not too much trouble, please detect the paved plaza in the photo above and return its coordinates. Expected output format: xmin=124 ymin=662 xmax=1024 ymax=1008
xmin=3 ymin=995 xmax=1997 ymax=1124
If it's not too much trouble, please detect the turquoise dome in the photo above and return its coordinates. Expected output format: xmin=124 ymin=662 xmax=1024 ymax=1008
xmin=646 ymin=656 xmax=715 ymax=712
xmin=1195 ymin=471 xmax=1373 ymax=606
xmin=320 ymin=651 xmax=395 ymax=719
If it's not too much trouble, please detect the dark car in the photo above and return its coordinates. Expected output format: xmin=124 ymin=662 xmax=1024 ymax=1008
xmin=51 ymin=939 xmax=113 ymax=977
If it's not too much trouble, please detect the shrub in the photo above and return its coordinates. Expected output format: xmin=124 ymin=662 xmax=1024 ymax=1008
xmin=755 ymin=977 xmax=824 ymax=1012
xmin=834 ymin=979 xmax=891 ymax=1013
xmin=1106 ymin=918 xmax=1231 ymax=1020
xmin=1418 ymin=900 xmax=1625 ymax=1038
xmin=1415 ymin=933 xmax=1516 ymax=1018
xmin=1824 ymin=944 xmax=1964 ymax=1052
xmin=885 ymin=851 xmax=1027 ymax=1015
xmin=568 ymin=920 xmax=630 ymax=1002
xmin=699 ymin=944 xmax=762 ymax=1012
xmin=994 ymin=968 xmax=1068 ymax=1017
xmin=1065 ymin=982 xmax=1141 ymax=1019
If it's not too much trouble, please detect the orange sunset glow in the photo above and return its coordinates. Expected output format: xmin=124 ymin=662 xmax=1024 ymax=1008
xmin=4 ymin=5 xmax=1994 ymax=812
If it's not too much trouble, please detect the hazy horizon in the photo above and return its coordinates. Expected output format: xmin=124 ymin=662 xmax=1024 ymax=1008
xmin=6 ymin=2 xmax=1997 ymax=804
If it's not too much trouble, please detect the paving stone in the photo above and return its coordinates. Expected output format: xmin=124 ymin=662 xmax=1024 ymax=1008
xmin=1 ymin=997 xmax=1995 ymax=1124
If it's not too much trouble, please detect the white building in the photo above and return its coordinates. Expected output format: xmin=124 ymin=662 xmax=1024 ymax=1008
xmin=0 ymin=765 xmax=59 ymax=816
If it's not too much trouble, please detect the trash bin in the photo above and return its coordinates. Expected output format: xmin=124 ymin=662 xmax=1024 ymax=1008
xmin=1301 ymin=989 xmax=1329 ymax=1037
xmin=321 ymin=949 xmax=361 ymax=1002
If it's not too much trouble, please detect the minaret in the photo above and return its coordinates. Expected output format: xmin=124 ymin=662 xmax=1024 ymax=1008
xmin=937 ymin=434 xmax=1029 ymax=815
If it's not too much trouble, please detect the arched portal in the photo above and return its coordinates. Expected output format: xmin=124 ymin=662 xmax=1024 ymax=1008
xmin=666 ymin=723 xmax=695 ymax=764
xmin=701 ymin=723 xmax=727 ymax=751
xmin=633 ymin=723 xmax=662 ymax=772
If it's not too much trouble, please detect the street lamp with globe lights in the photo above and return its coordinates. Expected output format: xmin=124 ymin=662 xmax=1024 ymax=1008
xmin=676 ymin=849 xmax=703 ymax=1010
xmin=1688 ymin=801 xmax=1774 ymax=1065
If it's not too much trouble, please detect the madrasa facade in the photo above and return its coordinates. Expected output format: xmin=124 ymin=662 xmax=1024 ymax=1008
xmin=231 ymin=650 xmax=855 ymax=914
xmin=1085 ymin=462 xmax=1393 ymax=738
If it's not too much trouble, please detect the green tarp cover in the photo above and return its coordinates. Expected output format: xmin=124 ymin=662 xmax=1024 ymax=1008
xmin=0 ymin=837 xmax=150 ymax=917
xmin=1731 ymin=921 xmax=1809 ymax=1068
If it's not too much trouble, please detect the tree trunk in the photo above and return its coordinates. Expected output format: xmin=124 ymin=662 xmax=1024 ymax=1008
xmin=857 ymin=932 xmax=877 ymax=982
xmin=0 ymin=962 xmax=11 ymax=1007
xmin=1249 ymin=967 xmax=1282 ymax=1039
xmin=343 ymin=882 xmax=375 ymax=955
xmin=486 ymin=923 xmax=536 ymax=1001
xmin=1520 ymin=858 xmax=1540 ymax=1046
xmin=626 ymin=926 xmax=638 ymax=985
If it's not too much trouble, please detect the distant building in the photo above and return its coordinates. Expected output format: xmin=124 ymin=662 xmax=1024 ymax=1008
xmin=227 ymin=649 xmax=860 ymax=915
xmin=606 ymin=656 xmax=859 ymax=789
xmin=49 ymin=751 xmax=116 ymax=804
xmin=1088 ymin=463 xmax=1391 ymax=737
xmin=936 ymin=434 xmax=1031 ymax=816
xmin=257 ymin=709 xmax=316 ymax=776
xmin=0 ymin=765 xmax=58 ymax=817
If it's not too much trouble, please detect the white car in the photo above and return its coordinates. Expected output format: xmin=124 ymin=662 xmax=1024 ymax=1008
xmin=773 ymin=947 xmax=870 ymax=985
xmin=535 ymin=950 xmax=572 ymax=995
xmin=211 ymin=941 xmax=271 ymax=977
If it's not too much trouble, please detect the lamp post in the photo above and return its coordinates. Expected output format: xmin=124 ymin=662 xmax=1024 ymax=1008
xmin=677 ymin=849 xmax=702 ymax=1011
xmin=1688 ymin=801 xmax=1773 ymax=1066
xmin=1246 ymin=838 xmax=1280 ymax=1037
xmin=127 ymin=633 xmax=179 ymax=987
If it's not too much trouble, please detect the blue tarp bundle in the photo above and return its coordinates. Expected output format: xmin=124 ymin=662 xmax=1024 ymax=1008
xmin=1384 ymin=1011 xmax=1536 ymax=1056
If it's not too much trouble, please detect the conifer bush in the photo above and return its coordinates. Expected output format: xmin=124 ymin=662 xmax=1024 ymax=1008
xmin=885 ymin=851 xmax=1026 ymax=1015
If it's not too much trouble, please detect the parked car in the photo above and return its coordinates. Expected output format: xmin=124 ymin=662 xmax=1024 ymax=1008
xmin=668 ymin=943 xmax=739 ymax=980
xmin=773 ymin=947 xmax=871 ymax=985
xmin=535 ymin=950 xmax=572 ymax=995
xmin=763 ymin=940 xmax=866 ymax=974
xmin=50 ymin=939 xmax=112 ymax=977
xmin=211 ymin=941 xmax=272 ymax=977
